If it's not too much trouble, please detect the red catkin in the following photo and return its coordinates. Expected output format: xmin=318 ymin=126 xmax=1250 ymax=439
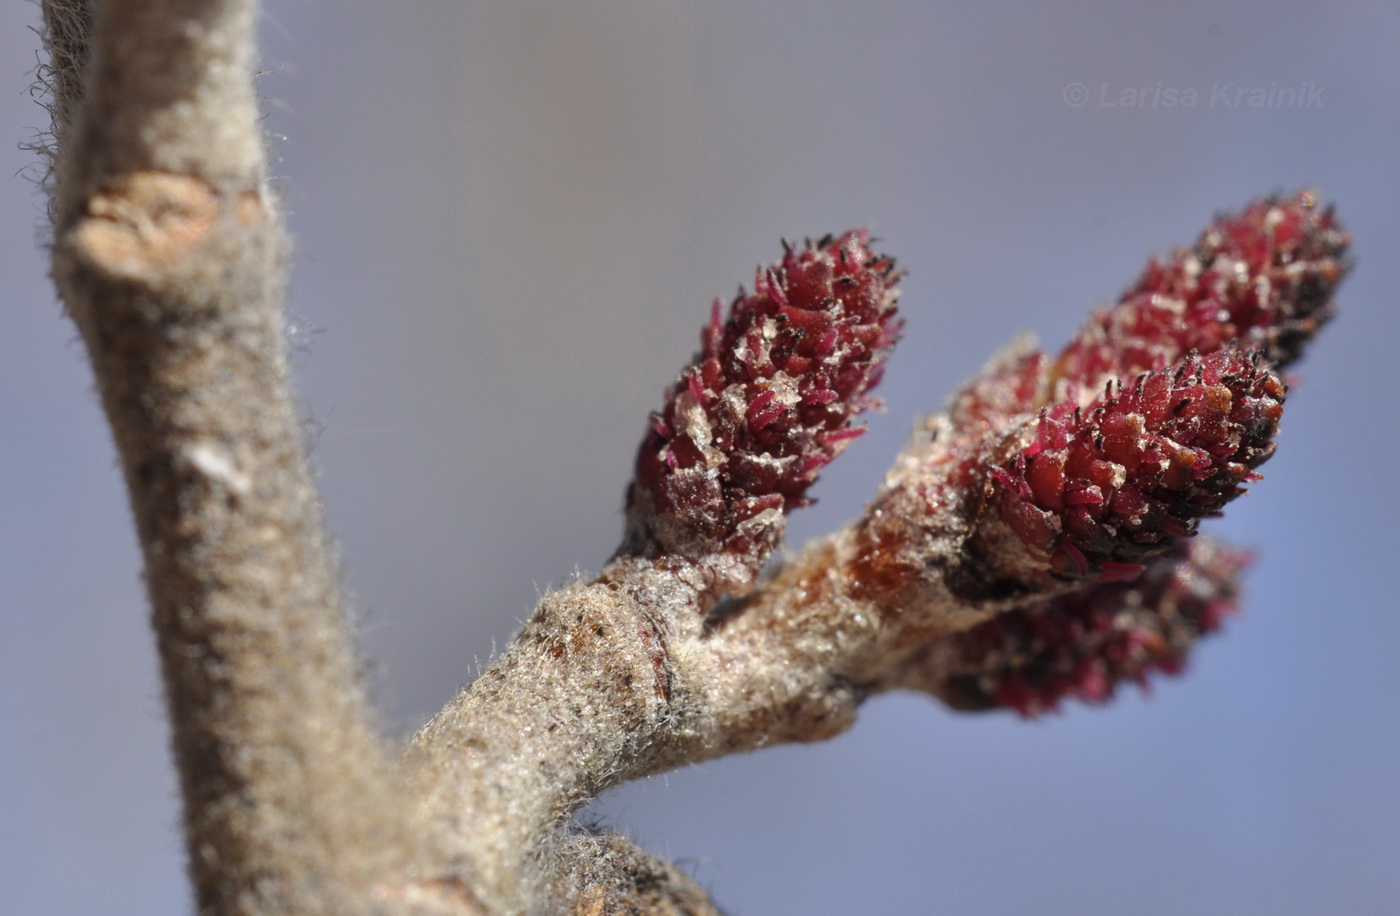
xmin=937 ymin=539 xmax=1250 ymax=717
xmin=977 ymin=347 xmax=1283 ymax=580
xmin=947 ymin=192 xmax=1347 ymax=437
xmin=627 ymin=231 xmax=902 ymax=558
xmin=1051 ymin=190 xmax=1347 ymax=401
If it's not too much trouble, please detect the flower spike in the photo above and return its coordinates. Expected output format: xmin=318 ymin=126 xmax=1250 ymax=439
xmin=946 ymin=191 xmax=1347 ymax=439
xmin=970 ymin=347 xmax=1284 ymax=585
xmin=1051 ymin=190 xmax=1347 ymax=402
xmin=625 ymin=231 xmax=902 ymax=570
xmin=931 ymin=539 xmax=1250 ymax=717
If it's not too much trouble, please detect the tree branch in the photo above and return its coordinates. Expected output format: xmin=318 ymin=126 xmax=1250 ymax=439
xmin=42 ymin=2 xmax=430 ymax=912
xmin=34 ymin=4 xmax=1348 ymax=913
xmin=403 ymin=195 xmax=1346 ymax=912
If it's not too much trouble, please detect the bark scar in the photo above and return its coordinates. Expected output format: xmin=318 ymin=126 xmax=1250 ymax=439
xmin=69 ymin=171 xmax=263 ymax=279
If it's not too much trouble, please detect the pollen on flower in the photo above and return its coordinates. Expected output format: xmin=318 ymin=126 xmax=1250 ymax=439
xmin=972 ymin=347 xmax=1283 ymax=582
xmin=626 ymin=231 xmax=902 ymax=560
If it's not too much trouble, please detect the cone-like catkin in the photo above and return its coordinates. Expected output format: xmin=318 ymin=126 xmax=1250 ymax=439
xmin=627 ymin=231 xmax=901 ymax=561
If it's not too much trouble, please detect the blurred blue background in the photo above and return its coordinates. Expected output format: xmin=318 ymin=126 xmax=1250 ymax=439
xmin=3 ymin=3 xmax=1397 ymax=913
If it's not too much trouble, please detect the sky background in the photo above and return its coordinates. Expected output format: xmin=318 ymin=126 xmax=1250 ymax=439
xmin=3 ymin=3 xmax=1398 ymax=914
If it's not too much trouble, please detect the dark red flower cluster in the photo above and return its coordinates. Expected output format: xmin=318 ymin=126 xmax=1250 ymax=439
xmin=1049 ymin=191 xmax=1347 ymax=402
xmin=628 ymin=231 xmax=901 ymax=557
xmin=982 ymin=348 xmax=1284 ymax=579
xmin=930 ymin=194 xmax=1348 ymax=713
xmin=939 ymin=539 xmax=1249 ymax=717
xmin=948 ymin=193 xmax=1345 ymax=443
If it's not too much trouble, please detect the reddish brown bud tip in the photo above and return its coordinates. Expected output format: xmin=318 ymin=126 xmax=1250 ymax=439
xmin=627 ymin=231 xmax=902 ymax=559
xmin=939 ymin=539 xmax=1250 ymax=717
xmin=976 ymin=348 xmax=1283 ymax=582
xmin=1051 ymin=191 xmax=1348 ymax=401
